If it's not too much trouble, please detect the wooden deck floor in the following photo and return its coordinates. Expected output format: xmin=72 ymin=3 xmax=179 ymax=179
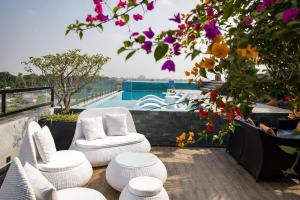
xmin=87 ymin=147 xmax=300 ymax=200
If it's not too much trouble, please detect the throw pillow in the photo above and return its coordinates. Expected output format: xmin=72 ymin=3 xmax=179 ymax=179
xmin=80 ymin=117 xmax=106 ymax=141
xmin=105 ymin=114 xmax=128 ymax=136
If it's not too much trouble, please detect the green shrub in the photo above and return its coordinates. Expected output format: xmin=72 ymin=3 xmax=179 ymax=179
xmin=43 ymin=113 xmax=79 ymax=122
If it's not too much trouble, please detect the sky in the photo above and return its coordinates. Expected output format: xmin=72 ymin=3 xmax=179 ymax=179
xmin=0 ymin=0 xmax=213 ymax=79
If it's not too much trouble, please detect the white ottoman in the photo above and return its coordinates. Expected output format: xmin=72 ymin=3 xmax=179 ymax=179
xmin=119 ymin=176 xmax=169 ymax=200
xmin=106 ymin=152 xmax=167 ymax=191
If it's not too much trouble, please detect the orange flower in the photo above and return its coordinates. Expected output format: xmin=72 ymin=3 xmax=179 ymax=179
xmin=205 ymin=0 xmax=216 ymax=4
xmin=288 ymin=113 xmax=296 ymax=119
xmin=201 ymin=56 xmax=215 ymax=69
xmin=213 ymin=34 xmax=225 ymax=43
xmin=188 ymin=78 xmax=194 ymax=84
xmin=179 ymin=132 xmax=186 ymax=140
xmin=237 ymin=44 xmax=259 ymax=62
xmin=185 ymin=71 xmax=191 ymax=76
xmin=211 ymin=42 xmax=229 ymax=58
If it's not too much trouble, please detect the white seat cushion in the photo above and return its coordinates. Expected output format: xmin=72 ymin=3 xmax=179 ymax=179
xmin=80 ymin=117 xmax=106 ymax=140
xmin=75 ymin=133 xmax=145 ymax=149
xmin=105 ymin=114 xmax=128 ymax=136
xmin=37 ymin=150 xmax=85 ymax=172
xmin=0 ymin=158 xmax=36 ymax=200
xmin=128 ymin=176 xmax=163 ymax=197
xmin=33 ymin=126 xmax=57 ymax=163
xmin=24 ymin=163 xmax=57 ymax=200
xmin=56 ymin=188 xmax=106 ymax=200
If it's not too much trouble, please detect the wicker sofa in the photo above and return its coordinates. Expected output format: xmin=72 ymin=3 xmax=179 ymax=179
xmin=227 ymin=119 xmax=300 ymax=180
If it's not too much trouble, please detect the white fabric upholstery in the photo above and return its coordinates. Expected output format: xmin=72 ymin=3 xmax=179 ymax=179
xmin=128 ymin=177 xmax=163 ymax=197
xmin=105 ymin=114 xmax=128 ymax=136
xmin=106 ymin=152 xmax=167 ymax=192
xmin=80 ymin=117 xmax=106 ymax=140
xmin=19 ymin=121 xmax=93 ymax=190
xmin=120 ymin=186 xmax=169 ymax=200
xmin=70 ymin=108 xmax=151 ymax=167
xmin=37 ymin=151 xmax=86 ymax=172
xmin=56 ymin=188 xmax=106 ymax=200
xmin=33 ymin=126 xmax=57 ymax=163
xmin=24 ymin=163 xmax=56 ymax=200
xmin=0 ymin=158 xmax=36 ymax=200
xmin=76 ymin=133 xmax=145 ymax=149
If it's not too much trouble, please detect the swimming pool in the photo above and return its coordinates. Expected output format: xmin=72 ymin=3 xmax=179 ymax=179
xmin=86 ymin=91 xmax=166 ymax=110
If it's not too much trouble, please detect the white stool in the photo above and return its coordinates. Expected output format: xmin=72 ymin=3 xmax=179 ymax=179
xmin=106 ymin=152 xmax=167 ymax=191
xmin=119 ymin=176 xmax=169 ymax=200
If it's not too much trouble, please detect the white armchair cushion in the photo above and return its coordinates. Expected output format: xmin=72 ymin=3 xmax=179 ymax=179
xmin=23 ymin=163 xmax=57 ymax=200
xmin=56 ymin=188 xmax=106 ymax=200
xmin=0 ymin=158 xmax=36 ymax=200
xmin=33 ymin=126 xmax=57 ymax=163
xmin=80 ymin=117 xmax=106 ymax=141
xmin=105 ymin=114 xmax=128 ymax=136
xmin=76 ymin=133 xmax=145 ymax=149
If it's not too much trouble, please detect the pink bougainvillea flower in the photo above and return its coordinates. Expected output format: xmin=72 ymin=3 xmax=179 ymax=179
xmin=178 ymin=24 xmax=186 ymax=30
xmin=141 ymin=41 xmax=153 ymax=54
xmin=256 ymin=3 xmax=266 ymax=12
xmin=96 ymin=13 xmax=109 ymax=21
xmin=169 ymin=13 xmax=181 ymax=24
xmin=86 ymin=14 xmax=94 ymax=22
xmin=263 ymin=0 xmax=275 ymax=6
xmin=143 ymin=27 xmax=154 ymax=39
xmin=204 ymin=20 xmax=221 ymax=40
xmin=243 ymin=16 xmax=253 ymax=26
xmin=173 ymin=43 xmax=181 ymax=56
xmin=95 ymin=4 xmax=103 ymax=14
xmin=93 ymin=0 xmax=102 ymax=4
xmin=133 ymin=14 xmax=143 ymax=21
xmin=205 ymin=7 xmax=215 ymax=18
xmin=147 ymin=1 xmax=154 ymax=11
xmin=117 ymin=0 xmax=126 ymax=8
xmin=194 ymin=23 xmax=201 ymax=31
xmin=282 ymin=7 xmax=300 ymax=23
xmin=161 ymin=60 xmax=175 ymax=72
xmin=115 ymin=19 xmax=126 ymax=26
xmin=131 ymin=32 xmax=139 ymax=37
xmin=163 ymin=36 xmax=176 ymax=44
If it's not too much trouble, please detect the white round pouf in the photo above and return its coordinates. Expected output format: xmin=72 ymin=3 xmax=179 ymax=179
xmin=119 ymin=176 xmax=169 ymax=200
xmin=106 ymin=152 xmax=167 ymax=192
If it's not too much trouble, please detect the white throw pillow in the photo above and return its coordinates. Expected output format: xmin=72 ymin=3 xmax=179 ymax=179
xmin=80 ymin=117 xmax=106 ymax=140
xmin=24 ymin=163 xmax=58 ymax=200
xmin=0 ymin=158 xmax=36 ymax=200
xmin=33 ymin=126 xmax=57 ymax=163
xmin=105 ymin=114 xmax=128 ymax=136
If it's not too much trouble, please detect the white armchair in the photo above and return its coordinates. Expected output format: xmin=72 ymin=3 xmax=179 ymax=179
xmin=69 ymin=107 xmax=151 ymax=167
xmin=19 ymin=121 xmax=93 ymax=190
xmin=0 ymin=158 xmax=106 ymax=200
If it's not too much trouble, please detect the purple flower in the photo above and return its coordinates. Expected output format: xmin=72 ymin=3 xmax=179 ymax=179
xmin=95 ymin=4 xmax=103 ymax=14
xmin=194 ymin=23 xmax=201 ymax=31
xmin=204 ymin=21 xmax=221 ymax=40
xmin=282 ymin=7 xmax=300 ymax=23
xmin=173 ymin=43 xmax=181 ymax=56
xmin=163 ymin=36 xmax=176 ymax=44
xmin=205 ymin=7 xmax=215 ymax=18
xmin=169 ymin=13 xmax=181 ymax=24
xmin=243 ymin=16 xmax=253 ymax=26
xmin=256 ymin=3 xmax=266 ymax=12
xmin=143 ymin=27 xmax=155 ymax=39
xmin=141 ymin=41 xmax=153 ymax=54
xmin=93 ymin=0 xmax=102 ymax=4
xmin=263 ymin=0 xmax=275 ymax=7
xmin=161 ymin=60 xmax=175 ymax=72
xmin=86 ymin=14 xmax=93 ymax=22
xmin=96 ymin=13 xmax=109 ymax=22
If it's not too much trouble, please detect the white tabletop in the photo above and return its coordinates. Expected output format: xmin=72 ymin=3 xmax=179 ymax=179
xmin=115 ymin=152 xmax=159 ymax=168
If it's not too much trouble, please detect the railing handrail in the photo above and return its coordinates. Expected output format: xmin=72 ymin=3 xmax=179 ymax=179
xmin=0 ymin=86 xmax=52 ymax=94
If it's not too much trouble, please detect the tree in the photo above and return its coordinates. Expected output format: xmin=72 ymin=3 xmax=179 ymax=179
xmin=23 ymin=49 xmax=110 ymax=113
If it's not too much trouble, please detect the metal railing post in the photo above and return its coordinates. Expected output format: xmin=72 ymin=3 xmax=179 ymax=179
xmin=51 ymin=87 xmax=55 ymax=107
xmin=1 ymin=93 xmax=6 ymax=114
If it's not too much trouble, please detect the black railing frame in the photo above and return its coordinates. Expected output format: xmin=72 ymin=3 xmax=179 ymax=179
xmin=0 ymin=87 xmax=54 ymax=117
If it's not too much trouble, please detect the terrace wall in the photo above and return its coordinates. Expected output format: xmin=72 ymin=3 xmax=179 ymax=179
xmin=0 ymin=107 xmax=52 ymax=182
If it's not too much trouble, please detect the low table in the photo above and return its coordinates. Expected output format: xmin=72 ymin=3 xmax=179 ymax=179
xmin=105 ymin=152 xmax=167 ymax=192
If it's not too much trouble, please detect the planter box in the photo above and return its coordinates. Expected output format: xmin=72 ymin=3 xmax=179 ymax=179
xmin=38 ymin=119 xmax=77 ymax=150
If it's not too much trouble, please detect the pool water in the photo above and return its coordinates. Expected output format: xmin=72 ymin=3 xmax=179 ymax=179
xmin=86 ymin=91 xmax=166 ymax=109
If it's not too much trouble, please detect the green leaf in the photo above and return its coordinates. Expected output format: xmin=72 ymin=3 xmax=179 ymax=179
xmin=117 ymin=47 xmax=126 ymax=55
xmin=65 ymin=29 xmax=71 ymax=36
xmin=125 ymin=50 xmax=136 ymax=61
xmin=97 ymin=24 xmax=103 ymax=30
xmin=122 ymin=14 xmax=130 ymax=23
xmin=279 ymin=146 xmax=298 ymax=155
xmin=200 ymin=68 xmax=207 ymax=78
xmin=123 ymin=41 xmax=132 ymax=47
xmin=113 ymin=6 xmax=120 ymax=13
xmin=79 ymin=31 xmax=83 ymax=39
xmin=137 ymin=35 xmax=145 ymax=44
xmin=154 ymin=44 xmax=169 ymax=61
